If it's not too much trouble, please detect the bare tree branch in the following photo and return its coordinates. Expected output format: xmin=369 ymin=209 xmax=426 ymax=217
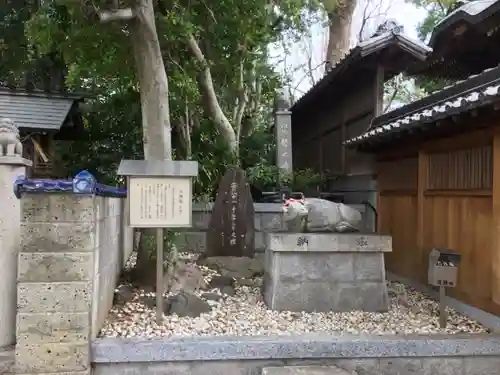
xmin=233 ymin=59 xmax=248 ymax=140
xmin=383 ymin=83 xmax=399 ymax=113
xmin=186 ymin=33 xmax=237 ymax=152
xmin=357 ymin=0 xmax=392 ymax=42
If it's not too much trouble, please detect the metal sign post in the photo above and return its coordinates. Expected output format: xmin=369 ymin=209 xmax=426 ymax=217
xmin=428 ymin=248 xmax=461 ymax=329
xmin=118 ymin=160 xmax=198 ymax=325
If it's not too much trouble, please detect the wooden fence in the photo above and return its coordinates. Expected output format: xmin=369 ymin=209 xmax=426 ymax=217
xmin=376 ymin=128 xmax=500 ymax=315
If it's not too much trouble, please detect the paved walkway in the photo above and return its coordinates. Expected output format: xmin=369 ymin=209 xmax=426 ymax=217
xmin=0 ymin=346 xmax=14 ymax=374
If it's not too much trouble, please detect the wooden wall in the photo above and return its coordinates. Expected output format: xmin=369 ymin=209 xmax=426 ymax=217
xmin=292 ymin=68 xmax=380 ymax=175
xmin=378 ymin=157 xmax=419 ymax=279
xmin=377 ymin=128 xmax=500 ymax=315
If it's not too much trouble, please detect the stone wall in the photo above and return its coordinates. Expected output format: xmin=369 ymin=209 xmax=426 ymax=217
xmin=92 ymin=334 xmax=500 ymax=375
xmin=176 ymin=203 xmax=369 ymax=254
xmin=14 ymin=173 xmax=131 ymax=375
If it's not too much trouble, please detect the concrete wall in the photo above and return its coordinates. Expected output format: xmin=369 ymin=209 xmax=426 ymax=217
xmin=92 ymin=334 xmax=500 ymax=375
xmin=15 ymin=191 xmax=132 ymax=374
xmin=176 ymin=203 xmax=286 ymax=253
xmin=328 ymin=175 xmax=377 ymax=231
xmin=94 ymin=197 xmax=134 ymax=339
xmin=176 ymin=203 xmax=372 ymax=254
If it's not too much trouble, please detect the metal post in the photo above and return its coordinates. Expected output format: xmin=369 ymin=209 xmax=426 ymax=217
xmin=156 ymin=228 xmax=164 ymax=325
xmin=439 ymin=285 xmax=447 ymax=328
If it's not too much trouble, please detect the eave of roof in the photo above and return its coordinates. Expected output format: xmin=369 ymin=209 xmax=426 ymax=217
xmin=0 ymin=87 xmax=90 ymax=100
xmin=290 ymin=30 xmax=432 ymax=113
xmin=429 ymin=0 xmax=500 ymax=46
xmin=344 ymin=66 xmax=500 ymax=149
xmin=0 ymin=89 xmax=86 ymax=131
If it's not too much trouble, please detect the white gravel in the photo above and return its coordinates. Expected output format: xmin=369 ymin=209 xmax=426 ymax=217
xmin=99 ymin=252 xmax=487 ymax=338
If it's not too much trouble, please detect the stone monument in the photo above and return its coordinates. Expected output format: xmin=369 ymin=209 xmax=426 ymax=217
xmin=206 ymin=167 xmax=255 ymax=257
xmin=274 ymin=92 xmax=293 ymax=177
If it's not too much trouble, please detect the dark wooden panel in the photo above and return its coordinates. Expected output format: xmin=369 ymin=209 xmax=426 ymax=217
xmin=378 ymin=157 xmax=418 ymax=192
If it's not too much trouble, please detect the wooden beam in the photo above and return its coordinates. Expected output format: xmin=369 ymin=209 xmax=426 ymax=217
xmin=340 ymin=109 xmax=346 ymax=175
xmin=31 ymin=137 xmax=49 ymax=163
xmin=416 ymin=150 xmax=428 ymax=271
xmin=491 ymin=133 xmax=500 ymax=305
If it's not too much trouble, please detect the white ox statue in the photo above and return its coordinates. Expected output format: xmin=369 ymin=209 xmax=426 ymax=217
xmin=282 ymin=197 xmax=363 ymax=233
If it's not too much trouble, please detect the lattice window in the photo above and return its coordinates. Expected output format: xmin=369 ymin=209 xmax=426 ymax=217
xmin=426 ymin=146 xmax=492 ymax=190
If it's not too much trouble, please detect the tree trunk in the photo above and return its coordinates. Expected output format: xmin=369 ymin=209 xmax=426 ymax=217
xmin=130 ymin=0 xmax=172 ymax=160
xmin=129 ymin=0 xmax=172 ymax=282
xmin=324 ymin=0 xmax=357 ymax=72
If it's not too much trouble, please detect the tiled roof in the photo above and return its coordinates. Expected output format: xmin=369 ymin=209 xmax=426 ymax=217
xmin=344 ymin=67 xmax=500 ymax=147
xmin=291 ymin=27 xmax=432 ymax=113
xmin=0 ymin=88 xmax=84 ymax=131
xmin=430 ymin=0 xmax=500 ymax=45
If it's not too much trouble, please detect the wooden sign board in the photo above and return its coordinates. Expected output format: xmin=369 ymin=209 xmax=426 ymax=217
xmin=206 ymin=167 xmax=255 ymax=257
xmin=128 ymin=176 xmax=192 ymax=228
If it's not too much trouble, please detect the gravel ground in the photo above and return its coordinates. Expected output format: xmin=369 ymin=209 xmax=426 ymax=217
xmin=99 ymin=252 xmax=487 ymax=338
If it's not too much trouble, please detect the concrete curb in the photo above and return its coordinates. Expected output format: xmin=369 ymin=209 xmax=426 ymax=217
xmin=92 ymin=333 xmax=500 ymax=363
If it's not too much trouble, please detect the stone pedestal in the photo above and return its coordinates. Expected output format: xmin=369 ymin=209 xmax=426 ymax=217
xmin=263 ymin=233 xmax=392 ymax=312
xmin=0 ymin=156 xmax=30 ymax=348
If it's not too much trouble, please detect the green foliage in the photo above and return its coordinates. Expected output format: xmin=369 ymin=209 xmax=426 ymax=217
xmin=292 ymin=168 xmax=325 ymax=192
xmin=54 ymin=88 xmax=144 ymax=185
xmin=0 ymin=1 xmax=37 ymax=83
xmin=0 ymin=0 xmax=320 ymax=203
xmin=247 ymin=164 xmax=325 ymax=193
xmin=395 ymin=0 xmax=463 ymax=102
xmin=383 ymin=73 xmax=427 ymax=111
xmin=406 ymin=0 xmax=457 ymax=41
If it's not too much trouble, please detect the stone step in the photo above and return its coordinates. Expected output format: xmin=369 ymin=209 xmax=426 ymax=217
xmin=262 ymin=366 xmax=356 ymax=375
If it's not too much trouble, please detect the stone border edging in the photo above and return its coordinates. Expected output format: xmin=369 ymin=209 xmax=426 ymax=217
xmin=92 ymin=334 xmax=500 ymax=363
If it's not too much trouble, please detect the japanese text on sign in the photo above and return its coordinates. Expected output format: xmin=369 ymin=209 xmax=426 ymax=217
xmin=128 ymin=177 xmax=191 ymax=227
xmin=230 ymin=181 xmax=238 ymax=245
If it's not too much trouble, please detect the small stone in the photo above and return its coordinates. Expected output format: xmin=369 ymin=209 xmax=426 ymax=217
xmin=114 ymin=284 xmax=135 ymax=305
xmin=168 ymin=261 xmax=207 ymax=294
xmin=100 ymin=252 xmax=487 ymax=339
xmin=142 ymin=285 xmax=155 ymax=294
xmin=198 ymin=256 xmax=264 ymax=279
xmin=202 ymin=292 xmax=223 ymax=301
xmin=220 ymin=285 xmax=236 ymax=296
xmin=237 ymin=278 xmax=257 ymax=287
xmin=166 ymin=292 xmax=212 ymax=317
xmin=139 ymin=296 xmax=156 ymax=309
xmin=209 ymin=275 xmax=234 ymax=288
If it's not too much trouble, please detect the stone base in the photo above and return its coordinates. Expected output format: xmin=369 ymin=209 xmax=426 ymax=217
xmin=263 ymin=233 xmax=392 ymax=312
